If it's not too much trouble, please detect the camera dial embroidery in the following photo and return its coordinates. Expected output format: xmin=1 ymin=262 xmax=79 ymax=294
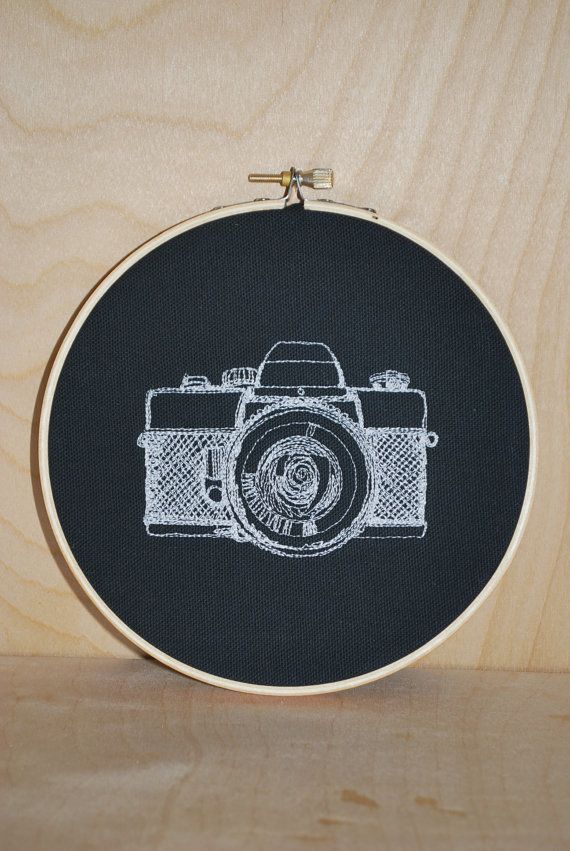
xmin=137 ymin=341 xmax=438 ymax=556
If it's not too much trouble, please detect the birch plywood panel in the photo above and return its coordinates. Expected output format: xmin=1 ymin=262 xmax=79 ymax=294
xmin=1 ymin=0 xmax=568 ymax=670
xmin=2 ymin=660 xmax=569 ymax=850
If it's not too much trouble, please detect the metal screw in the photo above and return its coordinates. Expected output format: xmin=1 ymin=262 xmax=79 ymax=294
xmin=248 ymin=168 xmax=334 ymax=191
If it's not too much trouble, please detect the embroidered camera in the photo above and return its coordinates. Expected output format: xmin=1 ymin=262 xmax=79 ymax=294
xmin=137 ymin=341 xmax=438 ymax=557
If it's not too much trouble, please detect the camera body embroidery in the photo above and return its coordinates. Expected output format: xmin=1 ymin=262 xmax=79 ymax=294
xmin=138 ymin=341 xmax=438 ymax=557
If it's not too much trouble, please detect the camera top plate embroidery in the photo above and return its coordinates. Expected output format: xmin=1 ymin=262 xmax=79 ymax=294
xmin=40 ymin=172 xmax=535 ymax=694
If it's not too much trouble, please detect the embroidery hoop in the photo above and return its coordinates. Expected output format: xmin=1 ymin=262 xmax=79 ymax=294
xmin=38 ymin=172 xmax=537 ymax=695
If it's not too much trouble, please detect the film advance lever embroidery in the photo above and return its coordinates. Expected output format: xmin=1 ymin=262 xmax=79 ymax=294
xmin=137 ymin=341 xmax=438 ymax=557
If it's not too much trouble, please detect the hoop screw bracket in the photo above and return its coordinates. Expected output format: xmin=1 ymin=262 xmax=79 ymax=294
xmin=248 ymin=168 xmax=334 ymax=191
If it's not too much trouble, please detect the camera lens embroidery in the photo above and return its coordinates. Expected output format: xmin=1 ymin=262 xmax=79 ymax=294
xmin=242 ymin=435 xmax=344 ymax=532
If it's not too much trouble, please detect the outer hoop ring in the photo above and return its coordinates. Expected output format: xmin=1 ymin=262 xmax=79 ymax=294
xmin=38 ymin=197 xmax=538 ymax=696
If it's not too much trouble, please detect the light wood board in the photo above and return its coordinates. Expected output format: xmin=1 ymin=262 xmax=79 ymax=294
xmin=1 ymin=658 xmax=568 ymax=850
xmin=0 ymin=0 xmax=569 ymax=671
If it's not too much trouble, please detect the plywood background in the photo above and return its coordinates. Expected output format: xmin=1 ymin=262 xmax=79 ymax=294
xmin=1 ymin=0 xmax=568 ymax=671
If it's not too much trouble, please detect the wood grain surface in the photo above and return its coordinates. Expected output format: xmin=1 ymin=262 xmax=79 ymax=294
xmin=0 ymin=0 xmax=568 ymax=670
xmin=1 ymin=659 xmax=569 ymax=850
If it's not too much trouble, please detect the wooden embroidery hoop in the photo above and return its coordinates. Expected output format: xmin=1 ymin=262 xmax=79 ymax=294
xmin=38 ymin=171 xmax=538 ymax=695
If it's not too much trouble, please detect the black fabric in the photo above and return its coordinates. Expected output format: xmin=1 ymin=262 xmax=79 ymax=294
xmin=48 ymin=206 xmax=530 ymax=687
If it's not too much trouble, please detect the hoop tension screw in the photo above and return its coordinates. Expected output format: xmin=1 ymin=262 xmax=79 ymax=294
xmin=248 ymin=168 xmax=334 ymax=190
